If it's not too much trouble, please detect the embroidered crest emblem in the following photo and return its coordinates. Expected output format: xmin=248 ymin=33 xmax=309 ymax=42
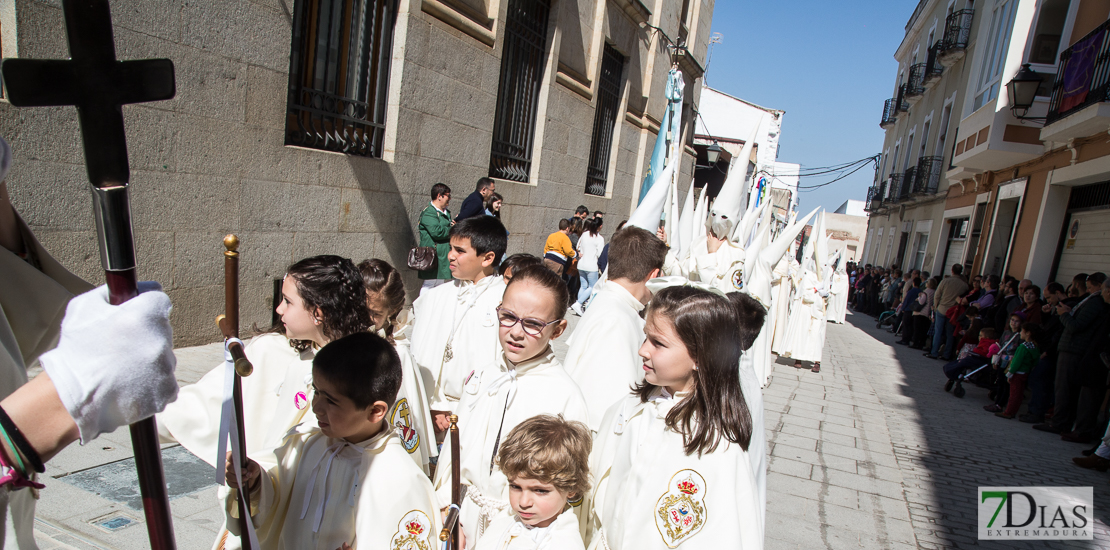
xmin=389 ymin=398 xmax=420 ymax=454
xmin=293 ymin=391 xmax=309 ymax=410
xmin=390 ymin=510 xmax=433 ymax=550
xmin=731 ymin=268 xmax=744 ymax=290
xmin=654 ymin=469 xmax=707 ymax=548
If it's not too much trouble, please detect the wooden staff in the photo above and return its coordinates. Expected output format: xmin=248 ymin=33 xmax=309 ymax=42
xmin=0 ymin=1 xmax=177 ymax=546
xmin=216 ymin=234 xmax=255 ymax=550
xmin=439 ymin=414 xmax=461 ymax=549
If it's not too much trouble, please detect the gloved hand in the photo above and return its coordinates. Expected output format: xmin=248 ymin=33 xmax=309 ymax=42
xmin=39 ymin=282 xmax=178 ymax=443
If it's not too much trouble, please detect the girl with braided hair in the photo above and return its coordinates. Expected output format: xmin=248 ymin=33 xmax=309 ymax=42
xmin=158 ymin=255 xmax=371 ymax=550
xmin=359 ymin=258 xmax=437 ymax=474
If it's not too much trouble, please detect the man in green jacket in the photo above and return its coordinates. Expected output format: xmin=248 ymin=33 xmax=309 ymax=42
xmin=419 ymin=183 xmax=453 ymax=290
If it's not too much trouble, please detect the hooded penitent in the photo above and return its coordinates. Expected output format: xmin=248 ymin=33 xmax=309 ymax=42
xmin=707 ymin=125 xmax=761 ymax=239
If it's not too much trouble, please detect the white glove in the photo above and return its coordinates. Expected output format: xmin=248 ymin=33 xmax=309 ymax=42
xmin=40 ymin=282 xmax=178 ymax=443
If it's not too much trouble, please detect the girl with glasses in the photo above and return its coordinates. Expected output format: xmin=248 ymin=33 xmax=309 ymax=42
xmin=433 ymin=265 xmax=590 ymax=548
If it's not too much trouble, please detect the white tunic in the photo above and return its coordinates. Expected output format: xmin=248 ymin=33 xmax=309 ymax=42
xmin=433 ymin=349 xmax=590 ymax=546
xmin=410 ymin=275 xmax=506 ymax=412
xmin=158 ymin=333 xmax=316 ymax=468
xmin=384 ymin=309 xmax=438 ymax=474
xmin=770 ymin=259 xmax=798 ymax=356
xmin=683 ymin=237 xmax=746 ymax=294
xmin=562 ymin=282 xmax=646 ymax=431
xmin=828 ymin=271 xmax=849 ymax=324
xmin=581 ymin=389 xmax=763 ymax=550
xmin=780 ymin=270 xmax=826 ymax=363
xmin=0 ymin=217 xmax=91 ymax=549
xmin=229 ymin=425 xmax=441 ymax=550
xmin=475 ymin=511 xmax=585 ymax=550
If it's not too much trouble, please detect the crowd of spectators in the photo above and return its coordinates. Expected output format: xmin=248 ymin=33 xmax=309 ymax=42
xmin=846 ymin=261 xmax=1110 ymax=470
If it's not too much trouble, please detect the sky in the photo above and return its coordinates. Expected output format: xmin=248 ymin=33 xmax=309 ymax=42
xmin=705 ymin=0 xmax=912 ymax=214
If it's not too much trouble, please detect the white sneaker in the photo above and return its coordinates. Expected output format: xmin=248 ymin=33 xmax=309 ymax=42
xmin=570 ymin=302 xmax=583 ymax=316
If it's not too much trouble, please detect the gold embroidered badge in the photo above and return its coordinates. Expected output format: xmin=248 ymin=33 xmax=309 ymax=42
xmin=654 ymin=470 xmax=707 ymax=548
xmin=390 ymin=510 xmax=433 ymax=550
xmin=731 ymin=268 xmax=744 ymax=290
xmin=389 ymin=398 xmax=420 ymax=454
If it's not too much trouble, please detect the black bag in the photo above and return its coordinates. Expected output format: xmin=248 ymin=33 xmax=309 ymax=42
xmin=407 ymin=246 xmax=436 ymax=271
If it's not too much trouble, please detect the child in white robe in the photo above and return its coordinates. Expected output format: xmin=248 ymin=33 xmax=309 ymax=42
xmin=158 ymin=256 xmax=372 ymax=550
xmin=411 ymin=216 xmax=508 ymax=430
xmin=564 ymin=227 xmax=669 ymax=431
xmin=475 ymin=415 xmax=592 ymax=550
xmin=581 ymin=286 xmax=763 ymax=549
xmin=434 ymin=266 xmax=590 ymax=546
xmin=224 ymin=332 xmax=441 ymax=550
xmin=358 ymin=259 xmax=437 ymax=474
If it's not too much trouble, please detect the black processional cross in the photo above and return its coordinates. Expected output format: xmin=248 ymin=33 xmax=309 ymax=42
xmin=1 ymin=0 xmax=177 ymax=548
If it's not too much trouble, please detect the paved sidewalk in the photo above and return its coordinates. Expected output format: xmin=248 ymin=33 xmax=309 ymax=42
xmin=764 ymin=309 xmax=1110 ymax=549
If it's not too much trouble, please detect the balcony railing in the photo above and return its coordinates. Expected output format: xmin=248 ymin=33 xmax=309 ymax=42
xmin=906 ymin=63 xmax=926 ymax=101
xmin=885 ymin=174 xmax=904 ymax=205
xmin=899 ymin=167 xmax=916 ymax=201
xmin=880 ymin=98 xmax=898 ymax=128
xmin=939 ymin=9 xmax=974 ymax=64
xmin=1045 ymin=18 xmax=1110 ymax=126
xmin=895 ymin=84 xmax=910 ymax=114
xmin=912 ymin=156 xmax=943 ymax=195
xmin=867 ymin=180 xmax=888 ymax=212
xmin=923 ymin=42 xmax=944 ymax=86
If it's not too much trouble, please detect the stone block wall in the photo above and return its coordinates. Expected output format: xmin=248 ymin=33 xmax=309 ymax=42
xmin=1 ymin=0 xmax=713 ymax=345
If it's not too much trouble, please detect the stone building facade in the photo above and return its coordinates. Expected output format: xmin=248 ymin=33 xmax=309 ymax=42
xmin=0 ymin=0 xmax=714 ymax=345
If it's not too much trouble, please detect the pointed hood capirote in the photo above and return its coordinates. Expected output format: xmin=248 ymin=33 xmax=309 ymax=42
xmin=628 ymin=160 xmax=676 ymax=233
xmin=708 ymin=124 xmax=761 ymax=239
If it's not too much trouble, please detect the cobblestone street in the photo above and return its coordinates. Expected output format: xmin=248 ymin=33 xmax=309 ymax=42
xmin=765 ymin=310 xmax=1110 ymax=549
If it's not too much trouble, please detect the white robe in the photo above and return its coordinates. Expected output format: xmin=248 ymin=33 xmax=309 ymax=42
xmin=475 ymin=510 xmax=585 ymax=550
xmin=780 ymin=270 xmax=826 ymax=363
xmin=769 ymin=257 xmax=794 ymax=356
xmin=683 ymin=237 xmax=746 ymax=294
xmin=562 ymin=282 xmax=646 ymax=431
xmin=384 ymin=309 xmax=438 ymax=474
xmin=580 ymin=389 xmax=763 ymax=550
xmin=158 ymin=333 xmax=317 ymax=468
xmin=410 ymin=275 xmax=506 ymax=412
xmin=433 ymin=349 xmax=590 ymax=547
xmin=229 ymin=425 xmax=441 ymax=550
xmin=828 ymin=271 xmax=849 ymax=324
xmin=0 ymin=216 xmax=91 ymax=549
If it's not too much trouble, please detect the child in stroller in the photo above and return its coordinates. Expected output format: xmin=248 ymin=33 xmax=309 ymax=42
xmin=943 ymin=327 xmax=999 ymax=398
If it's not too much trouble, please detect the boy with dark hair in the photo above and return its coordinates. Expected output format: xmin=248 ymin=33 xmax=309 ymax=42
xmin=543 ymin=218 xmax=577 ymax=275
xmin=411 ymin=215 xmax=509 ymax=429
xmin=419 ymin=183 xmax=453 ymax=289
xmin=942 ymin=327 xmax=1000 ymax=386
xmin=225 ymin=332 xmax=440 ymax=549
xmin=564 ymin=227 xmax=668 ymax=431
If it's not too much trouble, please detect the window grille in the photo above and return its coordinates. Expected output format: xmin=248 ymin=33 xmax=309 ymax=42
xmin=285 ymin=0 xmax=397 ymax=158
xmin=585 ymin=45 xmax=624 ymax=196
xmin=488 ymin=0 xmax=551 ymax=182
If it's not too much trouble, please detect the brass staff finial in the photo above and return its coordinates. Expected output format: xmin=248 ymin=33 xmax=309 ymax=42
xmin=223 ymin=234 xmax=239 ymax=256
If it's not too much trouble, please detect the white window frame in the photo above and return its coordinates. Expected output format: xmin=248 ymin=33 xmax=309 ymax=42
xmin=972 ymin=0 xmax=1019 ymax=111
xmin=1022 ymin=0 xmax=1081 ymax=92
xmin=935 ymin=93 xmax=956 ymax=160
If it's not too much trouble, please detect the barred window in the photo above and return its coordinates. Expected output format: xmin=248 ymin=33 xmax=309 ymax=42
xmin=488 ymin=0 xmax=551 ymax=182
xmin=585 ymin=44 xmax=625 ymax=196
xmin=285 ymin=0 xmax=397 ymax=158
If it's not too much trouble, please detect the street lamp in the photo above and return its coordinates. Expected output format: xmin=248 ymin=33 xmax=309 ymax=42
xmin=1006 ymin=63 xmax=1045 ymax=121
xmin=706 ymin=141 xmax=722 ymax=165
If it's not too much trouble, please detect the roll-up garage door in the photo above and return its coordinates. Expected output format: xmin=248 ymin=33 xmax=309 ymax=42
xmin=1056 ymin=209 xmax=1110 ymax=284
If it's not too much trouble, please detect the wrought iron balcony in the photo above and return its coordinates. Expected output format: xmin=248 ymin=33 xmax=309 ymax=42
xmin=912 ymin=156 xmax=943 ymax=195
xmin=939 ymin=9 xmax=973 ymax=66
xmin=885 ymin=174 xmax=904 ymax=205
xmin=895 ymin=84 xmax=910 ymax=114
xmin=905 ymin=63 xmax=926 ymax=102
xmin=880 ymin=98 xmax=898 ymax=128
xmin=1045 ymin=18 xmax=1110 ymax=126
xmin=899 ymin=167 xmax=916 ymax=201
xmin=923 ymin=42 xmax=944 ymax=87
xmin=866 ymin=180 xmax=888 ymax=212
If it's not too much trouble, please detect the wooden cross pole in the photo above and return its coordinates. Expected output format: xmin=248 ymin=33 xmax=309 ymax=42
xmin=1 ymin=1 xmax=177 ymax=548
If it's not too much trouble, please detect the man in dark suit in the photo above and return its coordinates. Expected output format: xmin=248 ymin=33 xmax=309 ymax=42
xmin=455 ymin=177 xmax=495 ymax=222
